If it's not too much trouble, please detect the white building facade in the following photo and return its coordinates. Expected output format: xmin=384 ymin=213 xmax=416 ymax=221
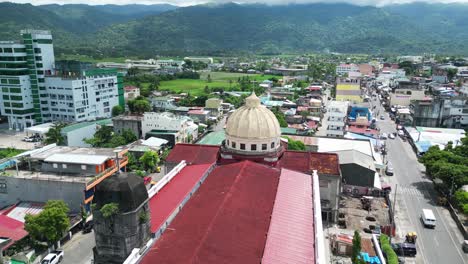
xmin=326 ymin=101 xmax=349 ymax=138
xmin=142 ymin=112 xmax=198 ymax=143
xmin=44 ymin=72 xmax=120 ymax=122
xmin=0 ymin=30 xmax=124 ymax=130
xmin=336 ymin=64 xmax=359 ymax=76
xmin=0 ymin=30 xmax=55 ymax=130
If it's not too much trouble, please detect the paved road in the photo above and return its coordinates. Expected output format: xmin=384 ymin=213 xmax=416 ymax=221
xmin=62 ymin=231 xmax=95 ymax=264
xmin=375 ymin=103 xmax=467 ymax=264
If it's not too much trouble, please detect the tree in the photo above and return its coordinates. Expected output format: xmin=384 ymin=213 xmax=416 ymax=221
xmin=44 ymin=123 xmax=66 ymax=145
xmin=285 ymin=137 xmax=306 ymax=151
xmin=121 ymin=129 xmax=138 ymax=143
xmin=139 ymin=150 xmax=160 ymax=172
xmin=127 ymin=67 xmax=140 ymax=76
xmin=271 ymin=107 xmax=288 ymax=127
xmin=85 ymin=126 xmax=114 ymax=147
xmin=107 ymin=135 xmax=127 ymax=148
xmin=160 ymin=148 xmax=171 ymax=161
xmin=24 ymin=200 xmax=70 ymax=247
xmin=351 ymin=230 xmax=362 ymax=264
xmin=128 ymin=97 xmax=151 ymax=114
xmin=112 ymin=105 xmax=124 ymax=117
xmin=100 ymin=203 xmax=119 ymax=218
xmin=447 ymin=68 xmax=458 ymax=81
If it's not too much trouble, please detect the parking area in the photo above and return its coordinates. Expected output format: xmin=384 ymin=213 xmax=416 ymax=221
xmin=0 ymin=123 xmax=37 ymax=150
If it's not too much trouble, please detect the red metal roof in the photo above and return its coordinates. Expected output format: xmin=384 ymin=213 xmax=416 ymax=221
xmin=262 ymin=168 xmax=315 ymax=264
xmin=309 ymin=152 xmax=340 ymax=176
xmin=166 ymin=144 xmax=220 ymax=165
xmin=188 ymin=109 xmax=209 ymax=115
xmin=279 ymin=151 xmax=311 ymax=173
xmin=0 ymin=215 xmax=27 ymax=248
xmin=141 ymin=160 xmax=280 ymax=264
xmin=148 ymin=163 xmax=213 ymax=233
xmin=279 ymin=151 xmax=341 ymax=176
xmin=346 ymin=126 xmax=379 ymax=136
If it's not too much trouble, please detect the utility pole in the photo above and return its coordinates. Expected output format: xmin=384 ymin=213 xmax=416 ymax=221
xmin=392 ymin=184 xmax=398 ymax=224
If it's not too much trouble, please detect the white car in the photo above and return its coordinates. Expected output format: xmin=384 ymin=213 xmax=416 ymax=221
xmin=41 ymin=250 xmax=63 ymax=264
xmin=380 ymin=133 xmax=388 ymax=139
xmin=389 ymin=133 xmax=395 ymax=139
xmin=398 ymin=130 xmax=405 ymax=137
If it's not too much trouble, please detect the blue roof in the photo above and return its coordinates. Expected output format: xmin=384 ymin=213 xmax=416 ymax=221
xmin=415 ymin=140 xmax=433 ymax=153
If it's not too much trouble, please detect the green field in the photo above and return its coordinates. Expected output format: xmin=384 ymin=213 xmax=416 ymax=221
xmin=56 ymin=54 xmax=133 ymax=63
xmin=157 ymin=72 xmax=277 ymax=96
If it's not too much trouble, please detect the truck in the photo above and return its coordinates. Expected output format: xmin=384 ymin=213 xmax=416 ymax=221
xmin=41 ymin=250 xmax=64 ymax=264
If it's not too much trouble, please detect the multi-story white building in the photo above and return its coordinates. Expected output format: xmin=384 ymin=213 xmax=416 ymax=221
xmin=0 ymin=30 xmax=124 ymax=130
xmin=326 ymin=101 xmax=349 ymax=138
xmin=336 ymin=64 xmax=359 ymax=76
xmin=142 ymin=112 xmax=198 ymax=144
xmin=0 ymin=30 xmax=55 ymax=130
xmin=44 ymin=69 xmax=121 ymax=122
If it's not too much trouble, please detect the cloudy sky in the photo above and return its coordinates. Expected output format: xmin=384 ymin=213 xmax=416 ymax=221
xmin=3 ymin=0 xmax=468 ymax=6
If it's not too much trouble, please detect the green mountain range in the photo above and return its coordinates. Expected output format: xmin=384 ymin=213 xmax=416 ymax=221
xmin=1 ymin=2 xmax=468 ymax=56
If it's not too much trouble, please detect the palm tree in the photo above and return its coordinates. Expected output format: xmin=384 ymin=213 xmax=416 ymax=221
xmin=44 ymin=123 xmax=65 ymax=145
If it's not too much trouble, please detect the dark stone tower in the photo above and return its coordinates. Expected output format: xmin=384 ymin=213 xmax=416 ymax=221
xmin=92 ymin=173 xmax=151 ymax=264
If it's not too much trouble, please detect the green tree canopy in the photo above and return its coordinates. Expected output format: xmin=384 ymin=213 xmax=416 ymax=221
xmin=100 ymin=203 xmax=119 ymax=218
xmin=44 ymin=123 xmax=66 ymax=145
xmin=283 ymin=136 xmax=306 ymax=151
xmin=128 ymin=97 xmax=151 ymax=114
xmin=271 ymin=106 xmax=288 ymax=127
xmin=139 ymin=150 xmax=160 ymax=172
xmin=112 ymin=105 xmax=124 ymax=117
xmin=24 ymin=200 xmax=70 ymax=246
xmin=85 ymin=126 xmax=137 ymax=148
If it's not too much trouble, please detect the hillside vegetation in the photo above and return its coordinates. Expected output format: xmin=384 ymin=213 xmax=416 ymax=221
xmin=1 ymin=2 xmax=468 ymax=56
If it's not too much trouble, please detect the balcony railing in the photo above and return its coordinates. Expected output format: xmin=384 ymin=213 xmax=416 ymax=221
xmin=85 ymin=156 xmax=128 ymax=191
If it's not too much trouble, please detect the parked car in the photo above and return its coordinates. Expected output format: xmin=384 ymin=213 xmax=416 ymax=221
xmin=398 ymin=130 xmax=405 ymax=137
xmin=392 ymin=243 xmax=417 ymax=257
xmin=386 ymin=162 xmax=394 ymax=176
xmin=380 ymin=115 xmax=385 ymax=120
xmin=462 ymin=240 xmax=468 ymax=253
xmin=389 ymin=133 xmax=396 ymax=139
xmin=381 ymin=133 xmax=388 ymax=140
xmin=41 ymin=250 xmax=64 ymax=264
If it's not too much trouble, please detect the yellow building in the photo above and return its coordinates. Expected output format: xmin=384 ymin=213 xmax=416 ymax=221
xmin=335 ymin=78 xmax=362 ymax=103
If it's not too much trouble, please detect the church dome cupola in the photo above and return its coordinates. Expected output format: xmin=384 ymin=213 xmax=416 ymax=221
xmin=224 ymin=92 xmax=281 ymax=155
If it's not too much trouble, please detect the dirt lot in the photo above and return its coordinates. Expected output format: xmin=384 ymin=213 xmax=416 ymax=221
xmin=338 ymin=195 xmax=391 ymax=233
xmin=0 ymin=123 xmax=36 ymax=150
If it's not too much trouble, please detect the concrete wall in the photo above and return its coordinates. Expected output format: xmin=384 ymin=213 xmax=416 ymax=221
xmin=341 ymin=164 xmax=375 ymax=187
xmin=319 ymin=174 xmax=341 ymax=223
xmin=0 ymin=176 xmax=85 ymax=213
xmin=113 ymin=119 xmax=142 ymax=139
xmin=41 ymin=162 xmax=99 ymax=175
xmin=63 ymin=125 xmax=96 ymax=147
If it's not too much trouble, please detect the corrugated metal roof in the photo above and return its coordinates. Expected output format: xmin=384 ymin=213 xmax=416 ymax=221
xmin=262 ymin=168 xmax=315 ymax=264
xmin=142 ymin=137 xmax=169 ymax=147
xmin=0 ymin=215 xmax=27 ymax=248
xmin=44 ymin=153 xmax=109 ymax=165
xmin=6 ymin=202 xmax=44 ymax=223
xmin=148 ymin=163 xmax=213 ymax=233
xmin=166 ymin=144 xmax=219 ymax=165
xmin=196 ymin=131 xmax=225 ymax=145
xmin=141 ymin=160 xmax=280 ymax=264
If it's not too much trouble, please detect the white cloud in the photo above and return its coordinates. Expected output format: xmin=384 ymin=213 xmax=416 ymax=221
xmin=3 ymin=0 xmax=468 ymax=7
